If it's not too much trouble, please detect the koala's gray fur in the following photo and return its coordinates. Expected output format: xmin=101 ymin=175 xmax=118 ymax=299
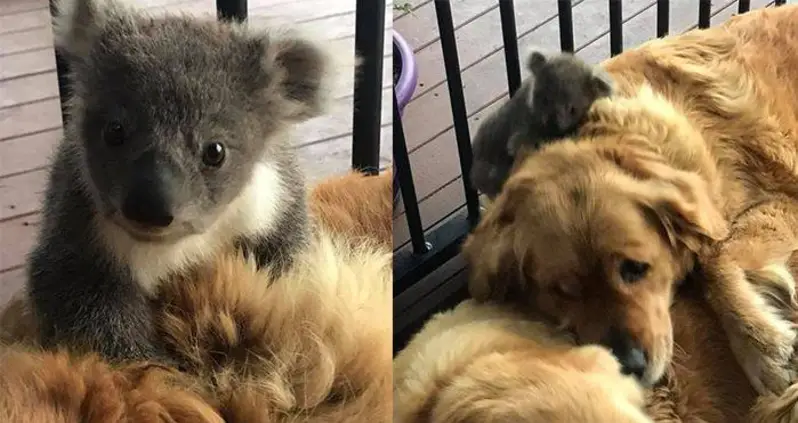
xmin=470 ymin=50 xmax=614 ymax=199
xmin=27 ymin=0 xmax=337 ymax=362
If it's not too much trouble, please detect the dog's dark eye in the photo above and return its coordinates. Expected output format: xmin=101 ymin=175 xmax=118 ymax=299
xmin=202 ymin=142 xmax=226 ymax=167
xmin=104 ymin=121 xmax=126 ymax=146
xmin=620 ymin=259 xmax=650 ymax=284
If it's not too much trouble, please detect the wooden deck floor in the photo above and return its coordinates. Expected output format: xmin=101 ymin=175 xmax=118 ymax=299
xmin=0 ymin=0 xmax=392 ymax=305
xmin=392 ymin=0 xmax=780 ymax=326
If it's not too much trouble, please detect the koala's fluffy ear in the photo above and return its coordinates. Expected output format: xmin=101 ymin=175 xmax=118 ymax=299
xmin=251 ymin=29 xmax=338 ymax=121
xmin=590 ymin=67 xmax=615 ymax=98
xmin=52 ymin=0 xmax=110 ymax=61
xmin=525 ymin=50 xmax=548 ymax=73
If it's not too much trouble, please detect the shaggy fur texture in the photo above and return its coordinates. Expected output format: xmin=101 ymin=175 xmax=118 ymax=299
xmin=394 ymin=282 xmax=760 ymax=422
xmin=0 ymin=349 xmax=220 ymax=423
xmin=463 ymin=4 xmax=798 ymax=397
xmin=308 ymin=170 xmax=393 ymax=249
xmin=393 ymin=300 xmax=652 ymax=423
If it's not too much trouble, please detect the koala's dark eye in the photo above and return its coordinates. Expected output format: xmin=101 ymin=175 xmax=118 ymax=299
xmin=202 ymin=142 xmax=226 ymax=167
xmin=104 ymin=121 xmax=126 ymax=146
xmin=568 ymin=105 xmax=578 ymax=117
xmin=619 ymin=259 xmax=650 ymax=284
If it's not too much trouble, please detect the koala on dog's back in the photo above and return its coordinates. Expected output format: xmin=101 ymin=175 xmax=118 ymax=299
xmin=27 ymin=0 xmax=335 ymax=362
xmin=470 ymin=51 xmax=614 ymax=198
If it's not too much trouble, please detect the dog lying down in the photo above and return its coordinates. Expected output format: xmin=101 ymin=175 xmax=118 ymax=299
xmin=0 ymin=172 xmax=393 ymax=423
xmin=465 ymin=3 xmax=798 ymax=400
xmin=394 ymin=283 xmax=798 ymax=422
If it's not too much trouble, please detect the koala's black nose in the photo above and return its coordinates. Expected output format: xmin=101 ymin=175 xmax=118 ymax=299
xmin=603 ymin=327 xmax=648 ymax=380
xmin=121 ymin=183 xmax=174 ymax=228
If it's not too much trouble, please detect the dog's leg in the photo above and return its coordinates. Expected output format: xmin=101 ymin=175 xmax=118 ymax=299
xmin=701 ymin=198 xmax=798 ymax=396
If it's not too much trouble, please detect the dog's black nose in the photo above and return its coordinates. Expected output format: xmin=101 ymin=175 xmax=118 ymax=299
xmin=618 ymin=346 xmax=648 ymax=379
xmin=122 ymin=184 xmax=174 ymax=228
xmin=603 ymin=327 xmax=648 ymax=380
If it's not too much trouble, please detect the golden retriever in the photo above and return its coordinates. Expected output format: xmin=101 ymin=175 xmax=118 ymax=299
xmin=463 ymin=4 xmax=798 ymax=395
xmin=394 ymin=281 xmax=762 ymax=422
xmin=0 ymin=170 xmax=393 ymax=422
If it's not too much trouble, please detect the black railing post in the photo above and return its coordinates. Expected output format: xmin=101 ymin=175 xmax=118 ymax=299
xmin=499 ymin=1 xmax=522 ymax=96
xmin=698 ymin=0 xmax=711 ymax=29
xmin=656 ymin=0 xmax=669 ymax=38
xmin=738 ymin=0 xmax=751 ymax=13
xmin=394 ymin=94 xmax=429 ymax=256
xmin=609 ymin=0 xmax=623 ymax=56
xmin=351 ymin=0 xmax=386 ymax=175
xmin=50 ymin=0 xmax=71 ymax=125
xmin=434 ymin=1 xmax=480 ymax=225
xmin=557 ymin=0 xmax=575 ymax=53
xmin=216 ymin=0 xmax=248 ymax=21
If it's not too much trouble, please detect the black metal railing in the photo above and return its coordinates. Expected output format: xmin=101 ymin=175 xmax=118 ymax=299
xmin=50 ymin=0 xmax=384 ymax=174
xmin=392 ymin=0 xmax=786 ymax=352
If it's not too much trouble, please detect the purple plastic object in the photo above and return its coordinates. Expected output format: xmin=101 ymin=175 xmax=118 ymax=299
xmin=394 ymin=31 xmax=418 ymax=113
xmin=393 ymin=31 xmax=418 ymax=207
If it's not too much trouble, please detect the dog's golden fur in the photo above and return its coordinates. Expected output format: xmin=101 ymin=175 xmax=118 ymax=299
xmin=308 ymin=170 xmax=393 ymax=249
xmin=393 ymin=300 xmax=652 ymax=423
xmin=463 ymin=4 xmax=798 ymax=396
xmin=394 ymin=282 xmax=764 ymax=422
xmin=0 ymin=171 xmax=393 ymax=422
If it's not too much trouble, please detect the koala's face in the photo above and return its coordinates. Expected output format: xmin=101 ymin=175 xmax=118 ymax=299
xmin=57 ymin=0 xmax=329 ymax=241
xmin=529 ymin=58 xmax=611 ymax=137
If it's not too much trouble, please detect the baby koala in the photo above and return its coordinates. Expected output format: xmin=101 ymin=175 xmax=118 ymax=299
xmin=26 ymin=0 xmax=337 ymax=363
xmin=470 ymin=50 xmax=615 ymax=198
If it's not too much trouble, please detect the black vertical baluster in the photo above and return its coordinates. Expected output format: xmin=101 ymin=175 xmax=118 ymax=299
xmin=698 ymin=0 xmax=711 ymax=29
xmin=499 ymin=0 xmax=522 ymax=96
xmin=434 ymin=1 xmax=480 ymax=225
xmin=393 ymin=94 xmax=429 ymax=255
xmin=351 ymin=0 xmax=386 ymax=174
xmin=216 ymin=0 xmax=247 ymax=21
xmin=50 ymin=0 xmax=71 ymax=125
xmin=738 ymin=0 xmax=750 ymax=13
xmin=774 ymin=0 xmax=786 ymax=6
xmin=609 ymin=0 xmax=623 ymax=56
xmin=557 ymin=0 xmax=575 ymax=53
xmin=656 ymin=0 xmax=669 ymax=38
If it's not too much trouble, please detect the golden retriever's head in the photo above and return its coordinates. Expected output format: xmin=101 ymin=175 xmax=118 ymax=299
xmin=462 ymin=132 xmax=728 ymax=387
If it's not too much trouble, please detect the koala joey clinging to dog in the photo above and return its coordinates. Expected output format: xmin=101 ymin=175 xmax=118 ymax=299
xmin=26 ymin=0 xmax=335 ymax=362
xmin=470 ymin=51 xmax=614 ymax=198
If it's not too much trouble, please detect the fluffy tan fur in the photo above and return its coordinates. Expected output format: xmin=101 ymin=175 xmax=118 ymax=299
xmin=0 ymin=348 xmax=221 ymax=423
xmin=394 ymin=284 xmax=761 ymax=422
xmin=158 ymin=235 xmax=392 ymax=422
xmin=463 ymin=4 xmax=798 ymax=399
xmin=308 ymin=170 xmax=393 ymax=249
xmin=394 ymin=300 xmax=652 ymax=423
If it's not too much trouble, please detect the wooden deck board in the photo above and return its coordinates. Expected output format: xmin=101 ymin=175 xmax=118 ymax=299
xmin=0 ymin=267 xmax=25 ymax=306
xmin=0 ymin=8 xmax=49 ymax=34
xmin=0 ymin=0 xmax=392 ymax=302
xmin=394 ymin=0 xmax=775 ymax=251
xmin=0 ymin=129 xmax=61 ymax=178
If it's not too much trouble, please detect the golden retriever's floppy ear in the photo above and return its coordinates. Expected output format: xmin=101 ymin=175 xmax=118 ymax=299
xmin=599 ymin=142 xmax=728 ymax=252
xmin=462 ymin=184 xmax=528 ymax=302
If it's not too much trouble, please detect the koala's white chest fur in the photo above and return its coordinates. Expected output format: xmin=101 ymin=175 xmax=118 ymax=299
xmin=96 ymin=162 xmax=285 ymax=294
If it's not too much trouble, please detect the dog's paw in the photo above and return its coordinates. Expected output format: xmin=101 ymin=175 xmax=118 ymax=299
xmin=725 ymin=314 xmax=797 ymax=395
